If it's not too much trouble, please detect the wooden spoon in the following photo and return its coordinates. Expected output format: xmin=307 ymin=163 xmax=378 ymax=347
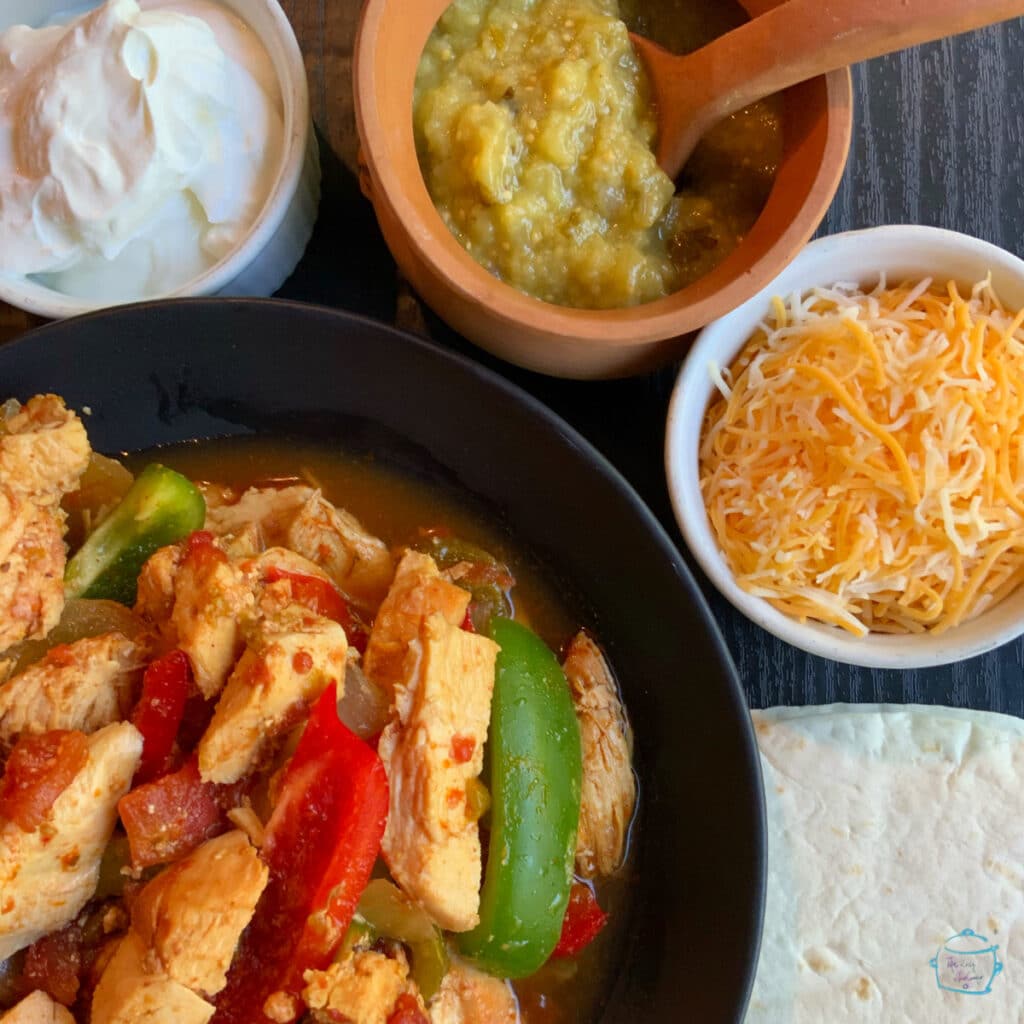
xmin=633 ymin=0 xmax=1024 ymax=179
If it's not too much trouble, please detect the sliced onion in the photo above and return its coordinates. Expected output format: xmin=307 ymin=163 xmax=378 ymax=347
xmin=3 ymin=599 xmax=148 ymax=677
xmin=64 ymin=452 xmax=135 ymax=548
xmin=356 ymin=879 xmax=450 ymax=1000
xmin=337 ymin=658 xmax=390 ymax=740
xmin=0 ymin=398 xmax=19 ymax=431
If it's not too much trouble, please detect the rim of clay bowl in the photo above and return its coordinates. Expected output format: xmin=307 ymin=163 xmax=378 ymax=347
xmin=0 ymin=0 xmax=312 ymax=318
xmin=353 ymin=0 xmax=852 ymax=376
xmin=666 ymin=224 xmax=1024 ymax=668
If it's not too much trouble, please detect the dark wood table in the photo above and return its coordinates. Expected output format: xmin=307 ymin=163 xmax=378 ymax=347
xmin=4 ymin=2 xmax=1024 ymax=717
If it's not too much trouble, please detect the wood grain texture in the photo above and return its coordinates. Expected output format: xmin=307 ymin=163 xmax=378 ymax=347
xmin=767 ymin=20 xmax=1024 ymax=716
xmin=4 ymin=2 xmax=1024 ymax=718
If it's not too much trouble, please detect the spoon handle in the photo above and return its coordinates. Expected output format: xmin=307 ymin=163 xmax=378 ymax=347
xmin=647 ymin=0 xmax=1024 ymax=175
xmin=694 ymin=0 xmax=1023 ymax=114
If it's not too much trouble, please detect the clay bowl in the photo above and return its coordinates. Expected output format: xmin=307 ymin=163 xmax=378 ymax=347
xmin=353 ymin=0 xmax=852 ymax=379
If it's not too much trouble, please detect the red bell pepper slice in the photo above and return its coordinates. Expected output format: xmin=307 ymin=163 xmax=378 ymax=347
xmin=213 ymin=683 xmax=388 ymax=1023
xmin=175 ymin=691 xmax=217 ymax=754
xmin=131 ymin=649 xmax=192 ymax=784
xmin=262 ymin=566 xmax=367 ymax=652
xmin=551 ymin=881 xmax=609 ymax=958
xmin=118 ymin=756 xmax=230 ymax=868
xmin=0 ymin=730 xmax=88 ymax=832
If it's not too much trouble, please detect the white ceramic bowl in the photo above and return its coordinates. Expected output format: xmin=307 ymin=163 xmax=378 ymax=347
xmin=666 ymin=224 xmax=1024 ymax=668
xmin=0 ymin=0 xmax=320 ymax=318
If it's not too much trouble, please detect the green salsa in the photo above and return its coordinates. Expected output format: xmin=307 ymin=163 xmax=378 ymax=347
xmin=414 ymin=0 xmax=783 ymax=310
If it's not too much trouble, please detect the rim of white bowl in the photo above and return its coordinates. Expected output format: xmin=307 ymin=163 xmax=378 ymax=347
xmin=665 ymin=224 xmax=1024 ymax=668
xmin=0 ymin=0 xmax=310 ymax=318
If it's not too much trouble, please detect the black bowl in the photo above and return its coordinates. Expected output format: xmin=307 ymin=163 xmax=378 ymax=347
xmin=0 ymin=299 xmax=765 ymax=1021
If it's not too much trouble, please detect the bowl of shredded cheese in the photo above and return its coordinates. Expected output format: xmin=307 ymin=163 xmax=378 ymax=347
xmin=666 ymin=224 xmax=1024 ymax=667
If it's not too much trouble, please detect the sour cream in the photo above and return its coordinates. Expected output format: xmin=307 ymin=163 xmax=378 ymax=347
xmin=0 ymin=0 xmax=284 ymax=301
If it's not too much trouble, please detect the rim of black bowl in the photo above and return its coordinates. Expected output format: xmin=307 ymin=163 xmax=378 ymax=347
xmin=1 ymin=298 xmax=766 ymax=1022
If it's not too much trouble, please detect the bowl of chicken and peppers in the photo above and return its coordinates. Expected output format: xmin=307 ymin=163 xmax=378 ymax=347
xmin=0 ymin=302 xmax=765 ymax=1023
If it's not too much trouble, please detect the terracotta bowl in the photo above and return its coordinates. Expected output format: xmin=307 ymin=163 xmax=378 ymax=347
xmin=353 ymin=0 xmax=852 ymax=379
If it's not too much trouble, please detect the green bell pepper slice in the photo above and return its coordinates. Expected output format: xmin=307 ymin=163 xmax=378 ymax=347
xmin=65 ymin=463 xmax=205 ymax=606
xmin=459 ymin=617 xmax=582 ymax=978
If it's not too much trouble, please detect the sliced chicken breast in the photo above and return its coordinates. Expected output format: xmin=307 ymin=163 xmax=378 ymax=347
xmin=0 ymin=990 xmax=75 ymax=1024
xmin=130 ymin=830 xmax=268 ymax=997
xmin=197 ymin=599 xmax=348 ymax=785
xmin=428 ymin=958 xmax=520 ymax=1024
xmin=379 ymin=613 xmax=497 ymax=933
xmin=563 ymin=631 xmax=636 ymax=878
xmin=0 ymin=722 xmax=143 ymax=960
xmin=363 ymin=551 xmax=470 ymax=698
xmin=0 ymin=633 xmax=147 ymax=747
xmin=302 ymin=950 xmax=425 ymax=1024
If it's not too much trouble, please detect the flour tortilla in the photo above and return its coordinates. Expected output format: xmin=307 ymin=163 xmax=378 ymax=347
xmin=749 ymin=704 xmax=1024 ymax=1022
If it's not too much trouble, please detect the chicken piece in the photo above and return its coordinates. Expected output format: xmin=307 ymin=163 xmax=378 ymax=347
xmin=285 ymin=493 xmax=393 ymax=606
xmin=0 ymin=990 xmax=75 ymax=1024
xmin=198 ymin=601 xmax=348 ymax=784
xmin=562 ymin=632 xmax=635 ymax=878
xmin=92 ymin=830 xmax=267 ymax=1022
xmin=0 ymin=632 xmax=147 ymax=747
xmin=204 ymin=485 xmax=313 ymax=546
xmin=171 ymin=544 xmax=254 ymax=699
xmin=0 ymin=498 xmax=66 ymax=654
xmin=131 ymin=830 xmax=268 ymax=997
xmin=0 ymin=397 xmax=91 ymax=654
xmin=302 ymin=950 xmax=425 ymax=1024
xmin=0 ymin=722 xmax=143 ymax=960
xmin=428 ymin=959 xmax=520 ymax=1024
xmin=90 ymin=931 xmax=214 ymax=1024
xmin=363 ymin=552 xmax=470 ymax=697
xmin=218 ymin=522 xmax=262 ymax=561
xmin=206 ymin=483 xmax=393 ymax=607
xmin=0 ymin=395 xmax=90 ymax=502
xmin=378 ymin=613 xmax=497 ymax=932
xmin=133 ymin=544 xmax=185 ymax=637
xmin=241 ymin=546 xmax=339 ymax=593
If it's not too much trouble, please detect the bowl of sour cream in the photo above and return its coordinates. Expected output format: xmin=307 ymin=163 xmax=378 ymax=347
xmin=0 ymin=0 xmax=320 ymax=317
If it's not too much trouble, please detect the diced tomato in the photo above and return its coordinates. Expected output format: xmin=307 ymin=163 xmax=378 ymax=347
xmin=262 ymin=567 xmax=368 ymax=652
xmin=551 ymin=881 xmax=609 ymax=958
xmin=0 ymin=730 xmax=89 ymax=832
xmin=388 ymin=994 xmax=429 ymax=1024
xmin=212 ymin=684 xmax=388 ymax=1022
xmin=118 ymin=757 xmax=230 ymax=868
xmin=460 ymin=608 xmax=475 ymax=633
xmin=184 ymin=530 xmax=227 ymax=570
xmin=131 ymin=650 xmax=192 ymax=785
xmin=22 ymin=920 xmax=84 ymax=1006
xmin=449 ymin=734 xmax=476 ymax=764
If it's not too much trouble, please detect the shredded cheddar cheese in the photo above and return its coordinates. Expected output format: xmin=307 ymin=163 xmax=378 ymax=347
xmin=699 ymin=276 xmax=1024 ymax=636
